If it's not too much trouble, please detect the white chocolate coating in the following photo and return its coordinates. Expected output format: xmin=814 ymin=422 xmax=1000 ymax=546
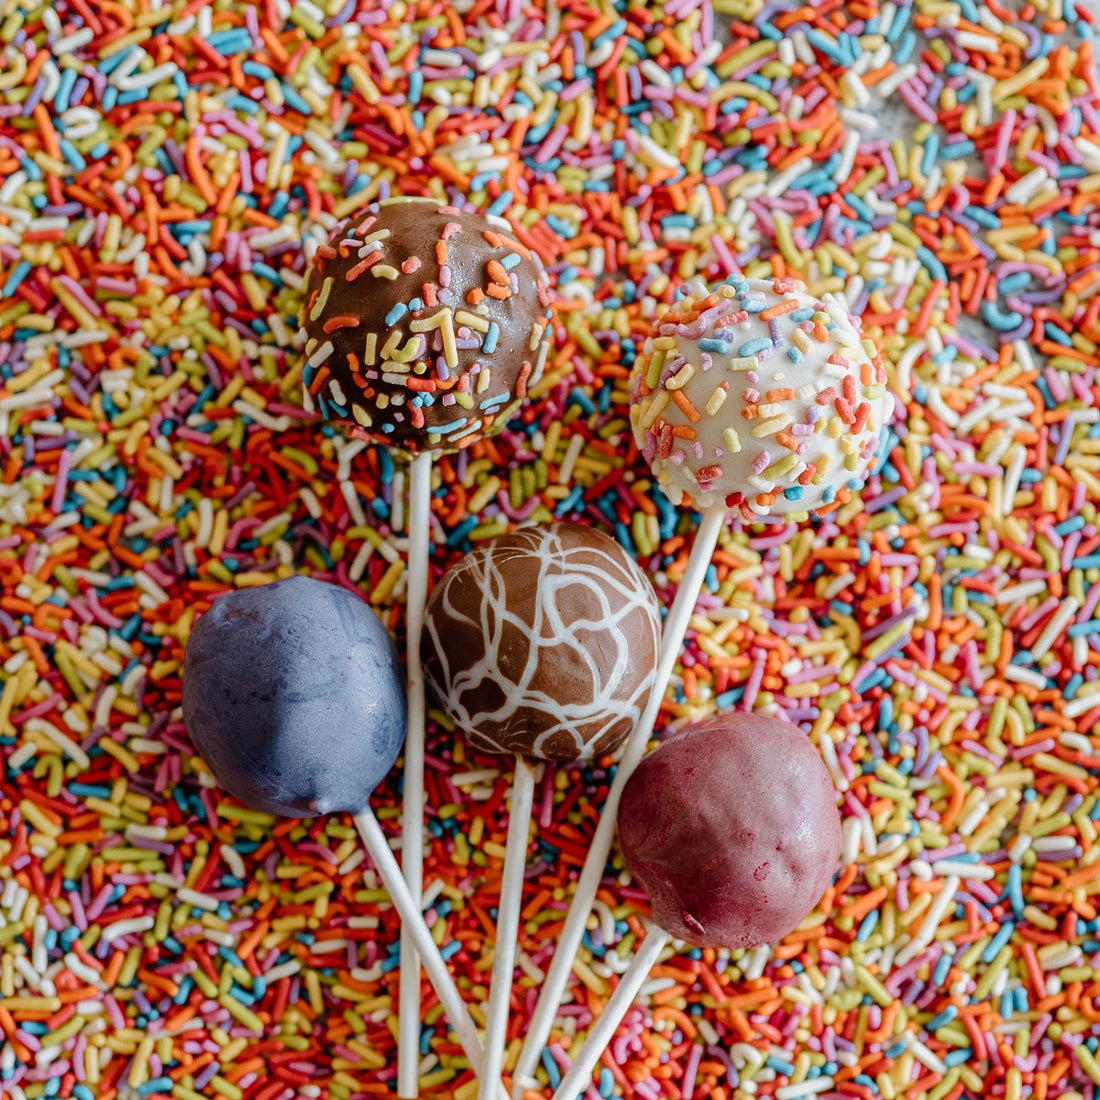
xmin=630 ymin=276 xmax=893 ymax=517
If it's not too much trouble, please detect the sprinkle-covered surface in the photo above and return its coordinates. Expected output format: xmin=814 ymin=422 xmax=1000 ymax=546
xmin=2 ymin=0 xmax=1100 ymax=1098
xmin=301 ymin=198 xmax=553 ymax=452
xmin=630 ymin=276 xmax=893 ymax=517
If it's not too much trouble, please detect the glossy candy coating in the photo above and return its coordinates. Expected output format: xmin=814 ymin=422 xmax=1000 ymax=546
xmin=617 ymin=713 xmax=842 ymax=948
xmin=302 ymin=197 xmax=552 ymax=454
xmin=422 ymin=523 xmax=661 ymax=763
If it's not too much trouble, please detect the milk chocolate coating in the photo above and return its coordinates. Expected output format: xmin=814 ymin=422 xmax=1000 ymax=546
xmin=617 ymin=713 xmax=841 ymax=948
xmin=302 ymin=197 xmax=552 ymax=453
xmin=422 ymin=523 xmax=661 ymax=763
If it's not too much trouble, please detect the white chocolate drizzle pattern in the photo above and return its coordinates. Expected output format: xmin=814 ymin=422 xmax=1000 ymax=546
xmin=422 ymin=523 xmax=661 ymax=762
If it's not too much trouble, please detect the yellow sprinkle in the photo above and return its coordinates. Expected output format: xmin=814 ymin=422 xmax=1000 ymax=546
xmin=854 ymin=967 xmax=893 ymax=1007
xmin=19 ymin=800 xmax=61 ymax=837
xmin=664 ymin=363 xmax=696 ymax=391
xmin=2 ymin=997 xmax=62 ymax=1013
xmin=216 ymin=804 xmax=276 ymax=826
xmin=753 ymin=415 xmax=792 ymax=437
xmin=763 ymin=454 xmax=799 ymax=479
xmin=220 ymin=995 xmax=264 ymax=1033
xmin=210 ymin=1076 xmax=243 ymax=1100
xmin=98 ymin=738 xmax=140 ymax=773
xmin=706 ymin=386 xmax=729 ymax=415
xmin=309 ymin=277 xmax=333 ymax=321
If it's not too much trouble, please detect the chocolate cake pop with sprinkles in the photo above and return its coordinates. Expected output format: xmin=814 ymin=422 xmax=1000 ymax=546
xmin=301 ymin=196 xmax=552 ymax=453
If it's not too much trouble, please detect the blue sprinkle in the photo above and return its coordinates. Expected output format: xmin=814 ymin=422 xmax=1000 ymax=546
xmin=568 ymin=387 xmax=595 ymax=415
xmin=3 ymin=261 xmax=31 ymax=297
xmin=99 ymin=47 xmax=134 ymax=74
xmin=137 ymin=1079 xmax=176 ymax=1096
xmin=435 ymin=418 xmax=470 ymax=435
xmin=857 ymin=910 xmax=878 ymax=942
xmin=487 ymin=190 xmax=513 ymax=217
xmin=981 ymin=299 xmax=1023 ymax=332
xmin=540 ymin=1048 xmax=562 ymax=1089
xmin=698 ymin=337 xmax=732 ymax=354
xmin=927 ymin=1005 xmax=958 ymax=1031
xmin=483 ymin=322 xmax=500 ymax=354
xmin=738 ymin=337 xmax=772 ymax=356
xmin=895 ymin=29 xmax=918 ymax=63
xmin=281 ymin=84 xmax=312 ymax=114
xmin=1068 ymin=621 xmax=1100 ymax=638
xmin=916 ymin=246 xmax=948 ymax=282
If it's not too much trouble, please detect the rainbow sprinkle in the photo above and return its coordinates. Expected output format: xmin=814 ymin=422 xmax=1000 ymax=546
xmin=2 ymin=0 xmax=1100 ymax=1098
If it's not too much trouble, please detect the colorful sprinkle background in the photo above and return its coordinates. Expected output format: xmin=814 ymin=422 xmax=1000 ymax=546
xmin=2 ymin=0 xmax=1100 ymax=1097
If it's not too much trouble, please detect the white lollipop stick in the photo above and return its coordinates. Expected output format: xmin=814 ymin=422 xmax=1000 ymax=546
xmin=354 ymin=810 xmax=509 ymax=1100
xmin=479 ymin=758 xmax=538 ymax=1100
xmin=549 ymin=924 xmax=670 ymax=1100
xmin=399 ymin=450 xmax=433 ymax=1097
xmin=511 ymin=506 xmax=726 ymax=1097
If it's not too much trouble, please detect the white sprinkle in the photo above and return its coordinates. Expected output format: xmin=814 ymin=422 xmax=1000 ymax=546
xmin=65 ymin=953 xmax=104 ymax=986
xmin=931 ymin=859 xmax=996 ymax=880
xmin=1002 ymin=664 xmax=1049 ymax=690
xmin=7 ymin=742 xmax=37 ymax=770
xmin=1032 ymin=836 xmax=1077 ymax=855
xmin=1030 ymin=597 xmax=1079 ymax=661
xmin=956 ymin=30 xmax=999 ymax=52
xmin=558 ymin=434 xmax=585 ymax=486
xmin=777 ymin=1079 xmax=835 ymax=1099
xmin=100 ymin=917 xmax=156 ymax=944
xmin=264 ymin=960 xmax=302 ymax=984
xmin=28 ymin=719 xmax=90 ymax=768
xmin=907 ymin=1036 xmax=948 ymax=1075
xmin=232 ymin=399 xmax=291 ymax=433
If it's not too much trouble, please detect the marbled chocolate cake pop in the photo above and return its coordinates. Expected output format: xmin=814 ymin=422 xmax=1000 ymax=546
xmin=422 ymin=523 xmax=662 ymax=763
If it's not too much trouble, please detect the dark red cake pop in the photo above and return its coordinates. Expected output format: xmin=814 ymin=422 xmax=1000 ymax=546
xmin=617 ymin=712 xmax=842 ymax=948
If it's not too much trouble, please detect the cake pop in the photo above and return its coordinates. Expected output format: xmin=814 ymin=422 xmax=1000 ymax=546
xmin=631 ymin=275 xmax=892 ymax=518
xmin=301 ymin=196 xmax=552 ymax=453
xmin=551 ymin=713 xmax=842 ymax=1100
xmin=422 ymin=523 xmax=662 ymax=1100
xmin=182 ymin=576 xmax=509 ymax=1100
xmin=182 ymin=576 xmax=405 ymax=817
xmin=302 ymin=195 xmax=552 ymax=1095
xmin=422 ymin=523 xmax=661 ymax=763
xmin=512 ymin=276 xmax=889 ymax=1097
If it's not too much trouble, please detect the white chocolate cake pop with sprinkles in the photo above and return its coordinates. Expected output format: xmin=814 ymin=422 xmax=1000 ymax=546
xmin=630 ymin=275 xmax=893 ymax=517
